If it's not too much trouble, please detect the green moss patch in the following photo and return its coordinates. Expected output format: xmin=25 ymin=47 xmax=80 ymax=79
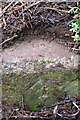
xmin=2 ymin=68 xmax=78 ymax=110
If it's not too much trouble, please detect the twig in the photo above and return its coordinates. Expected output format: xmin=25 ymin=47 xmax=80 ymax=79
xmin=44 ymin=7 xmax=69 ymax=13
xmin=7 ymin=1 xmax=19 ymax=12
xmin=0 ymin=34 xmax=17 ymax=46
xmin=2 ymin=16 xmax=6 ymax=28
xmin=8 ymin=2 xmax=27 ymax=14
xmin=18 ymin=0 xmax=25 ymax=22
xmin=0 ymin=0 xmax=15 ymax=17
xmin=70 ymin=102 xmax=80 ymax=117
xmin=9 ymin=0 xmax=44 ymax=14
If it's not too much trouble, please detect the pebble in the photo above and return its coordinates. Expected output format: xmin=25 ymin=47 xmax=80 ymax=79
xmin=1 ymin=56 xmax=78 ymax=74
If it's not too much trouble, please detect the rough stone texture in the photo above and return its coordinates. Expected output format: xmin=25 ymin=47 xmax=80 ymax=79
xmin=2 ymin=67 xmax=78 ymax=109
xmin=1 ymin=56 xmax=78 ymax=75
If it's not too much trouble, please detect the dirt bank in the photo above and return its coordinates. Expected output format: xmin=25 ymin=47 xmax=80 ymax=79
xmin=2 ymin=37 xmax=78 ymax=63
xmin=2 ymin=21 xmax=78 ymax=63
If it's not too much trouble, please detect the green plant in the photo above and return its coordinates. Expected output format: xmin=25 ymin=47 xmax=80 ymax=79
xmin=68 ymin=2 xmax=80 ymax=42
xmin=29 ymin=106 xmax=38 ymax=111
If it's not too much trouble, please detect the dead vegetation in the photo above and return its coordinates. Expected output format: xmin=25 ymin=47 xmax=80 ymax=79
xmin=1 ymin=1 xmax=80 ymax=52
xmin=2 ymin=95 xmax=80 ymax=120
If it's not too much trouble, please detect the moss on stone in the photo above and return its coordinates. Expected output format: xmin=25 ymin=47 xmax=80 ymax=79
xmin=2 ymin=68 xmax=78 ymax=110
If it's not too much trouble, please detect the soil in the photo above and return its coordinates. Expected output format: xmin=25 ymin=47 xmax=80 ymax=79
xmin=2 ymin=38 xmax=77 ymax=63
xmin=2 ymin=24 xmax=78 ymax=63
